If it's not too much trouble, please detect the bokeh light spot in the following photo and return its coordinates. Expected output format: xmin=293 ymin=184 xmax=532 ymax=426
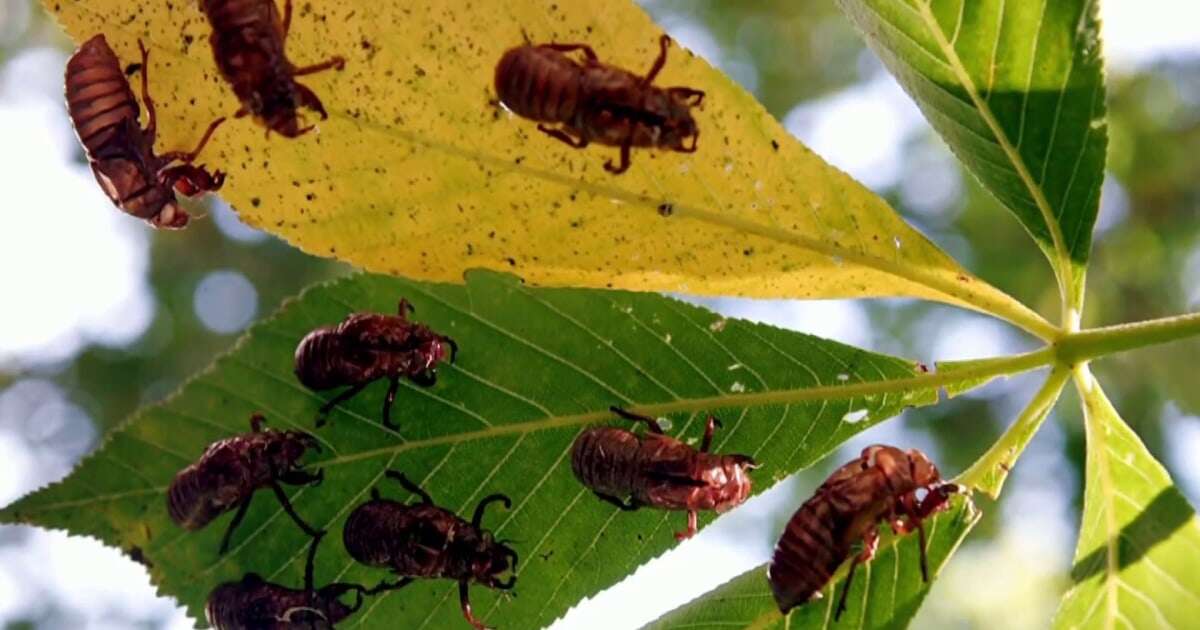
xmin=192 ymin=270 xmax=258 ymax=335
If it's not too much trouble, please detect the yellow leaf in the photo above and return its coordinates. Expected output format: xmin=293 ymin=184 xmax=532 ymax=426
xmin=47 ymin=0 xmax=1055 ymax=339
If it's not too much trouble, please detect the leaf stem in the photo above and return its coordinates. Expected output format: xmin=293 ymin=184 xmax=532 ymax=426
xmin=957 ymin=366 xmax=1071 ymax=498
xmin=1056 ymin=311 xmax=1200 ymax=364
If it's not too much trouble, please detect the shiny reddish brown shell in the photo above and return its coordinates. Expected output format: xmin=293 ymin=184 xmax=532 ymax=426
xmin=201 ymin=0 xmax=345 ymax=137
xmin=494 ymin=37 xmax=702 ymax=173
xmin=166 ymin=424 xmax=316 ymax=530
xmin=65 ymin=35 xmax=182 ymax=226
xmin=293 ymin=312 xmax=451 ymax=391
xmin=206 ymin=575 xmax=357 ymax=630
xmin=494 ymin=45 xmax=586 ymax=123
xmin=767 ymin=445 xmax=946 ymax=613
xmin=571 ymin=427 xmax=753 ymax=513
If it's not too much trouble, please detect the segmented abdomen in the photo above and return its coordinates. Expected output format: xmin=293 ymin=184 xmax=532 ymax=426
xmin=206 ymin=581 xmax=312 ymax=630
xmin=768 ymin=494 xmax=848 ymax=611
xmin=294 ymin=327 xmax=352 ymax=390
xmin=167 ymin=465 xmax=225 ymax=530
xmin=203 ymin=0 xmax=280 ymax=53
xmin=494 ymin=46 xmax=582 ymax=124
xmin=768 ymin=469 xmax=895 ymax=612
xmin=202 ymin=0 xmax=288 ymax=98
xmin=570 ymin=427 xmax=643 ymax=498
xmin=205 ymin=582 xmax=264 ymax=629
xmin=168 ymin=438 xmax=268 ymax=530
xmin=342 ymin=501 xmax=457 ymax=578
xmin=65 ymin=34 xmax=139 ymax=156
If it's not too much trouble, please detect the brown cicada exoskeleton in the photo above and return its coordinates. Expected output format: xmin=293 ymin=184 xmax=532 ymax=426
xmin=65 ymin=35 xmax=225 ymax=228
xmin=167 ymin=413 xmax=324 ymax=555
xmin=571 ymin=406 xmax=758 ymax=541
xmin=494 ymin=35 xmax=704 ymax=174
xmin=294 ymin=299 xmax=457 ymax=430
xmin=342 ymin=471 xmax=517 ymax=630
xmin=202 ymin=0 xmax=346 ymax=137
xmin=206 ymin=531 xmax=368 ymax=629
xmin=768 ymin=445 xmax=961 ymax=619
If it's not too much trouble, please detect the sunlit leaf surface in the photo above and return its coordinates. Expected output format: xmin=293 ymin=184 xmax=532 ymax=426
xmin=1054 ymin=372 xmax=1200 ymax=629
xmin=836 ymin=0 xmax=1108 ymax=308
xmin=43 ymin=0 xmax=1050 ymax=337
xmin=644 ymin=497 xmax=979 ymax=630
xmin=0 ymin=271 xmax=998 ymax=629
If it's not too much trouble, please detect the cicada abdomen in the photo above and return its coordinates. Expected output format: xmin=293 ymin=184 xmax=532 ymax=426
xmin=768 ymin=445 xmax=960 ymax=619
xmin=206 ymin=532 xmax=367 ymax=629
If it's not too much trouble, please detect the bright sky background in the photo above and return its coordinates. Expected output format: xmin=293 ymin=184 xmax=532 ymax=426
xmin=0 ymin=1 xmax=1199 ymax=628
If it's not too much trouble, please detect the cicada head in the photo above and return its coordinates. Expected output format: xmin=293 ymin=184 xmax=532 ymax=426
xmin=265 ymin=429 xmax=321 ymax=474
xmin=471 ymin=531 xmax=519 ymax=590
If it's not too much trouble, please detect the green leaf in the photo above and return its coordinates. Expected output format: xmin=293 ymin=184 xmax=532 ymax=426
xmin=0 ymin=271 xmax=1010 ymax=629
xmin=835 ymin=0 xmax=1108 ymax=312
xmin=43 ymin=0 xmax=1055 ymax=339
xmin=1055 ymin=368 xmax=1200 ymax=628
xmin=643 ymin=496 xmax=980 ymax=630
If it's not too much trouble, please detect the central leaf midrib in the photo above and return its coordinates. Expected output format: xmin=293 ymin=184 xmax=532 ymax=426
xmin=8 ymin=347 xmax=1056 ymax=520
xmin=1076 ymin=368 xmax=1121 ymax=630
xmin=333 ymin=112 xmax=1056 ymax=340
xmin=313 ymin=348 xmax=1051 ymax=468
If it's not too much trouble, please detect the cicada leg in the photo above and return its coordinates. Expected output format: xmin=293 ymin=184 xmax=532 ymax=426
xmin=315 ymin=382 xmax=368 ymax=428
xmin=834 ymin=527 xmax=879 ymax=620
